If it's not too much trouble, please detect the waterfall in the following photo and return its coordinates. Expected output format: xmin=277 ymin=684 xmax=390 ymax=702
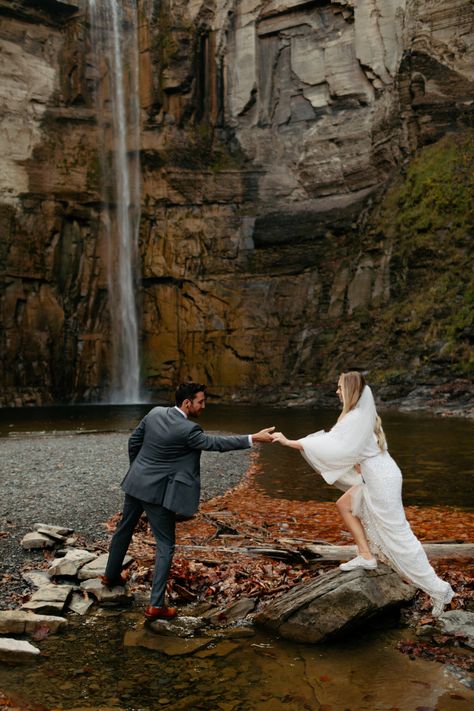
xmin=88 ymin=0 xmax=141 ymax=403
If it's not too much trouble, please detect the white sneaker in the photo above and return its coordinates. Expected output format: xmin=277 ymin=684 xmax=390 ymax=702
xmin=339 ymin=555 xmax=378 ymax=572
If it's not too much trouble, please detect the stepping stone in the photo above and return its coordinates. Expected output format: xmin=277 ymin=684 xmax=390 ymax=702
xmin=76 ymin=553 xmax=133 ymax=580
xmin=68 ymin=592 xmax=95 ymax=616
xmin=22 ymin=584 xmax=73 ymax=615
xmin=124 ymin=628 xmax=210 ymax=656
xmin=80 ymin=578 xmax=133 ymax=604
xmin=35 ymin=525 xmax=69 ymax=542
xmin=0 ymin=638 xmax=40 ymax=662
xmin=33 ymin=523 xmax=73 ymax=537
xmin=255 ymin=564 xmax=415 ymax=643
xmin=22 ymin=571 xmax=52 ymax=588
xmin=0 ymin=610 xmax=68 ymax=635
xmin=148 ymin=615 xmax=205 ymax=638
xmin=21 ymin=532 xmax=56 ymax=550
xmin=48 ymin=549 xmax=97 ymax=577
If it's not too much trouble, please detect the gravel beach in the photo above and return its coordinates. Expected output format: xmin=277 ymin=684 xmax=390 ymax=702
xmin=0 ymin=431 xmax=251 ymax=609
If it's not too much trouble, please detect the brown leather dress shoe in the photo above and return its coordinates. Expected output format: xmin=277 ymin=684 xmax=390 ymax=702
xmin=144 ymin=605 xmax=178 ymax=622
xmin=100 ymin=573 xmax=128 ymax=588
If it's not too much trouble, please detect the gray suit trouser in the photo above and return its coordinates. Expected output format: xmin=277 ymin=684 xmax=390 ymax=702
xmin=105 ymin=493 xmax=175 ymax=607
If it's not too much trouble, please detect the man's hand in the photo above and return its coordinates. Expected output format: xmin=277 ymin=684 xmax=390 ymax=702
xmin=251 ymin=426 xmax=275 ymax=443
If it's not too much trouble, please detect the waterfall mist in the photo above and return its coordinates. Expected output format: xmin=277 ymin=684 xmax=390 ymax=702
xmin=89 ymin=0 xmax=141 ymax=403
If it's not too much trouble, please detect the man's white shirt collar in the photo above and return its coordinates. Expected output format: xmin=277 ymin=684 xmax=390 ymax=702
xmin=174 ymin=406 xmax=187 ymax=418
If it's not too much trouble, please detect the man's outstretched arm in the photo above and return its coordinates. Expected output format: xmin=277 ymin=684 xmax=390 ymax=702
xmin=187 ymin=426 xmax=275 ymax=451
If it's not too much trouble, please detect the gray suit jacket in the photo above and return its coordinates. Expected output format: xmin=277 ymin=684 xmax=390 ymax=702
xmin=121 ymin=406 xmax=250 ymax=515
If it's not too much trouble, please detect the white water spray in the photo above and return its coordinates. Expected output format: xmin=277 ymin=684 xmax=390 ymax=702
xmin=89 ymin=0 xmax=141 ymax=403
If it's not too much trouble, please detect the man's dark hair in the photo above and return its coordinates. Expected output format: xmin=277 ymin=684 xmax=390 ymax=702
xmin=175 ymin=382 xmax=206 ymax=406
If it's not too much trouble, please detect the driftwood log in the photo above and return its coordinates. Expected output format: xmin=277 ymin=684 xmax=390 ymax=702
xmin=176 ymin=542 xmax=474 ymax=563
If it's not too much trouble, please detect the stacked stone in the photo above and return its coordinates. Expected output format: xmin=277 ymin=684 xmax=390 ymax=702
xmin=1 ymin=523 xmax=133 ymax=661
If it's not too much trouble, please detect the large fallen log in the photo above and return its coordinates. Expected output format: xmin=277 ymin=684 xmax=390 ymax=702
xmin=296 ymin=543 xmax=474 ymax=561
xmin=176 ymin=542 xmax=474 ymax=563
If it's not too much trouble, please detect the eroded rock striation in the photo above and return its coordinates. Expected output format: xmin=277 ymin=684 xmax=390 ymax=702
xmin=0 ymin=0 xmax=472 ymax=407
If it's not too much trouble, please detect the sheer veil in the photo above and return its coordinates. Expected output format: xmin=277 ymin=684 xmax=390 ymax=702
xmin=299 ymin=385 xmax=378 ymax=490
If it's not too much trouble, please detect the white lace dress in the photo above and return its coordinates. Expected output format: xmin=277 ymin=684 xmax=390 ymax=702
xmin=351 ymin=440 xmax=454 ymax=606
xmin=299 ymin=391 xmax=454 ymax=608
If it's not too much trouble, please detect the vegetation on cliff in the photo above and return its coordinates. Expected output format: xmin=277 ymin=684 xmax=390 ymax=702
xmin=322 ymin=131 xmax=473 ymax=402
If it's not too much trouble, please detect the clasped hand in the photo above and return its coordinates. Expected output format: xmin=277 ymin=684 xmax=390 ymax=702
xmin=270 ymin=431 xmax=288 ymax=446
xmin=251 ymin=426 xmax=275 ymax=442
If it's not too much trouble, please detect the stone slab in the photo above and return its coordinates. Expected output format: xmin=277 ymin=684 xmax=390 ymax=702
xmin=25 ymin=584 xmax=73 ymax=604
xmin=34 ymin=523 xmax=73 ymax=536
xmin=21 ymin=600 xmax=66 ymax=615
xmin=0 ymin=610 xmax=68 ymax=635
xmin=148 ymin=615 xmax=204 ymax=638
xmin=80 ymin=578 xmax=133 ymax=604
xmin=35 ymin=524 xmax=72 ymax=541
xmin=76 ymin=553 xmax=133 ymax=580
xmin=124 ymin=629 xmax=210 ymax=656
xmin=68 ymin=591 xmax=95 ymax=616
xmin=21 ymin=532 xmax=56 ymax=550
xmin=48 ymin=549 xmax=97 ymax=577
xmin=438 ymin=610 xmax=474 ymax=649
xmin=22 ymin=570 xmax=52 ymax=588
xmin=0 ymin=637 xmax=40 ymax=662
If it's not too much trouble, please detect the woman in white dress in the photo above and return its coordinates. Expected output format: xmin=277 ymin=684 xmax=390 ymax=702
xmin=271 ymin=371 xmax=454 ymax=617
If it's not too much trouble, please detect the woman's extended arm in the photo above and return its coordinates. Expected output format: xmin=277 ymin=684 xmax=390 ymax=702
xmin=271 ymin=432 xmax=304 ymax=450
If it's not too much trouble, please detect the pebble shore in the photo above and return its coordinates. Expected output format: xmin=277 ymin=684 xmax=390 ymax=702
xmin=0 ymin=431 xmax=251 ymax=609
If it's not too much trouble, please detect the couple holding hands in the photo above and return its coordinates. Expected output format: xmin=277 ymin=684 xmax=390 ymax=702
xmin=102 ymin=375 xmax=454 ymax=622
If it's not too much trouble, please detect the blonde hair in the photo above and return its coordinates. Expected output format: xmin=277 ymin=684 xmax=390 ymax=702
xmin=338 ymin=371 xmax=387 ymax=451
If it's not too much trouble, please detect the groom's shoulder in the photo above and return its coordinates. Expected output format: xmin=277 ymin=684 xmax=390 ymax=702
xmin=145 ymin=405 xmax=171 ymax=420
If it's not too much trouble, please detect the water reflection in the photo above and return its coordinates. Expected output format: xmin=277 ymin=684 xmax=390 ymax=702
xmin=0 ymin=403 xmax=472 ymax=509
xmin=0 ymin=610 xmax=470 ymax=710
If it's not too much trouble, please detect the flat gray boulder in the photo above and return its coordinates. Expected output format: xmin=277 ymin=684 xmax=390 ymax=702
xmin=68 ymin=592 xmax=95 ymax=616
xmin=0 ymin=638 xmax=40 ymax=662
xmin=80 ymin=577 xmax=133 ymax=604
xmin=76 ymin=552 xmax=133 ymax=580
xmin=48 ymin=549 xmax=97 ymax=577
xmin=0 ymin=610 xmax=68 ymax=635
xmin=124 ymin=629 xmax=210 ymax=656
xmin=22 ymin=571 xmax=52 ymax=589
xmin=255 ymin=565 xmax=415 ymax=643
xmin=33 ymin=523 xmax=73 ymax=537
xmin=35 ymin=524 xmax=71 ymax=541
xmin=21 ymin=532 xmax=56 ymax=550
xmin=148 ymin=615 xmax=205 ymax=638
xmin=21 ymin=584 xmax=73 ymax=615
xmin=438 ymin=610 xmax=474 ymax=649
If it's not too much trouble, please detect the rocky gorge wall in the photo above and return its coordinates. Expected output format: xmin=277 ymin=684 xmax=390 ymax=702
xmin=0 ymin=0 xmax=473 ymax=410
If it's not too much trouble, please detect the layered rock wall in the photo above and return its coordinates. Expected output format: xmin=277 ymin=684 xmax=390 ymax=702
xmin=0 ymin=0 xmax=472 ymax=406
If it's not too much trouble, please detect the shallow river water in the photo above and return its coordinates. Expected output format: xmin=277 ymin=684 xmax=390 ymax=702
xmin=0 ymin=404 xmax=472 ymax=710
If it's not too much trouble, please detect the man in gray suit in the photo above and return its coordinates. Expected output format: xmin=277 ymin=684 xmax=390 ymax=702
xmin=101 ymin=382 xmax=275 ymax=622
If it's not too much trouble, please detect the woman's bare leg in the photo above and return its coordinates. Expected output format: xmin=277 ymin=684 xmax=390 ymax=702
xmin=336 ymin=487 xmax=373 ymax=559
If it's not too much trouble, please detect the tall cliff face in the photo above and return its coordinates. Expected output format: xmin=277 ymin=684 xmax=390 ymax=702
xmin=0 ymin=0 xmax=110 ymax=405
xmin=0 ymin=0 xmax=472 ymax=407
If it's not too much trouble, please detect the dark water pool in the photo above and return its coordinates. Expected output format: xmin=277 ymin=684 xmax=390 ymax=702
xmin=1 ymin=403 xmax=472 ymax=509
